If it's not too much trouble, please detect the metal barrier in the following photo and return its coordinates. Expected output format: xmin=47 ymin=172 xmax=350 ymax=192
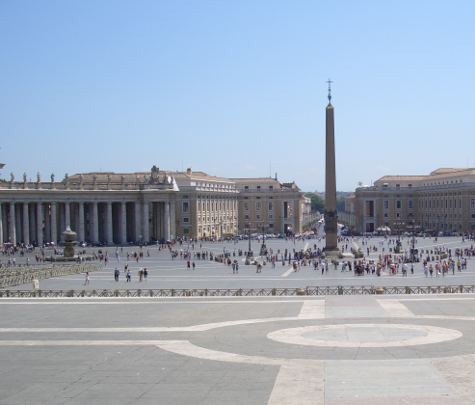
xmin=1 ymin=285 xmax=475 ymax=298
xmin=0 ymin=263 xmax=102 ymax=289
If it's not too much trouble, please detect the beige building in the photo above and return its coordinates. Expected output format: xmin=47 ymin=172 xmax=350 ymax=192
xmin=172 ymin=168 xmax=239 ymax=239
xmin=0 ymin=167 xmax=304 ymax=245
xmin=232 ymin=177 xmax=304 ymax=235
xmin=346 ymin=168 xmax=475 ymax=235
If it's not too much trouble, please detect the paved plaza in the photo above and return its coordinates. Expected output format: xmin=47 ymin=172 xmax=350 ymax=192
xmin=2 ymin=236 xmax=475 ymax=404
xmin=5 ymin=236 xmax=475 ymax=291
xmin=2 ymin=294 xmax=475 ymax=404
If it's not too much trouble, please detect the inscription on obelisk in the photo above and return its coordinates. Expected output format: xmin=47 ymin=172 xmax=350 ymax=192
xmin=324 ymin=80 xmax=339 ymax=255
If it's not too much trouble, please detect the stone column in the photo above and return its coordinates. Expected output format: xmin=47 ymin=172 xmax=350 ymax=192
xmin=9 ymin=202 xmax=16 ymax=245
xmin=36 ymin=202 xmax=43 ymax=246
xmin=51 ymin=202 xmax=57 ymax=244
xmin=134 ymin=201 xmax=141 ymax=243
xmin=0 ymin=203 xmax=3 ymax=245
xmin=59 ymin=204 xmax=65 ymax=242
xmin=22 ymin=203 xmax=30 ymax=245
xmin=78 ymin=202 xmax=85 ymax=242
xmin=170 ymin=201 xmax=176 ymax=240
xmin=106 ymin=201 xmax=113 ymax=245
xmin=65 ymin=202 xmax=71 ymax=228
xmin=164 ymin=201 xmax=170 ymax=241
xmin=120 ymin=201 xmax=127 ymax=244
xmin=44 ymin=205 xmax=51 ymax=242
xmin=142 ymin=201 xmax=149 ymax=243
xmin=91 ymin=202 xmax=99 ymax=244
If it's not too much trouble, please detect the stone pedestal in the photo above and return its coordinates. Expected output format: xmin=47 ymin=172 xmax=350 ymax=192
xmin=63 ymin=227 xmax=77 ymax=258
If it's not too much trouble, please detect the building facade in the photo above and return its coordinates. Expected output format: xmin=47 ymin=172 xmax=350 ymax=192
xmin=347 ymin=168 xmax=475 ymax=235
xmin=0 ymin=167 xmax=304 ymax=245
xmin=172 ymin=168 xmax=239 ymax=239
xmin=233 ymin=177 xmax=304 ymax=235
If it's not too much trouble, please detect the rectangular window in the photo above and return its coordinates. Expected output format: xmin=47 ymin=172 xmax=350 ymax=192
xmin=408 ymin=200 xmax=413 ymax=209
xmin=182 ymin=201 xmax=189 ymax=213
xmin=396 ymin=200 xmax=401 ymax=209
xmin=383 ymin=200 xmax=389 ymax=209
xmin=244 ymin=186 xmax=249 ymax=190
xmin=256 ymin=201 xmax=261 ymax=210
xmin=183 ymin=217 xmax=189 ymax=223
xmin=244 ymin=203 xmax=249 ymax=210
xmin=471 ymin=199 xmax=475 ymax=209
xmin=268 ymin=202 xmax=273 ymax=211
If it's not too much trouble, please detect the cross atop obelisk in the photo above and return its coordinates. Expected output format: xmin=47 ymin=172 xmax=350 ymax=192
xmin=326 ymin=79 xmax=333 ymax=103
xmin=324 ymin=79 xmax=339 ymax=256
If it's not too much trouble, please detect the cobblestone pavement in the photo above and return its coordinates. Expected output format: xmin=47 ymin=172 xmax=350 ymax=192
xmin=1 ymin=294 xmax=475 ymax=404
xmin=5 ymin=236 xmax=475 ymax=290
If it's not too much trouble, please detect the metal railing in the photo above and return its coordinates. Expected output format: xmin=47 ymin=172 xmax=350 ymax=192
xmin=1 ymin=285 xmax=474 ymax=297
xmin=0 ymin=263 xmax=102 ymax=289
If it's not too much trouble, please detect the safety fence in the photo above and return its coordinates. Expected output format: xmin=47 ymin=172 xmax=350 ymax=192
xmin=1 ymin=284 xmax=475 ymax=298
xmin=0 ymin=263 xmax=102 ymax=289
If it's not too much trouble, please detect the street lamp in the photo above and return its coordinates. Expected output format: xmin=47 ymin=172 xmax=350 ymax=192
xmin=246 ymin=223 xmax=253 ymax=258
xmin=260 ymin=224 xmax=267 ymax=256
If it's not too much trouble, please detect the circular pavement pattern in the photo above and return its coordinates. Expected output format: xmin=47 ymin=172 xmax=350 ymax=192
xmin=267 ymin=323 xmax=463 ymax=348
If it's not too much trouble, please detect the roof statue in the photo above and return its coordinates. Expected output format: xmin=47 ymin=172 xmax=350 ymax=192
xmin=150 ymin=165 xmax=160 ymax=184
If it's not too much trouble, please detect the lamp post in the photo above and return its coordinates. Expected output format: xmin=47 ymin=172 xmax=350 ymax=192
xmin=260 ymin=224 xmax=267 ymax=256
xmin=246 ymin=223 xmax=252 ymax=257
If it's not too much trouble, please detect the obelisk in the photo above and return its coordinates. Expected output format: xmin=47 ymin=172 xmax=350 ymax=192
xmin=324 ymin=79 xmax=339 ymax=256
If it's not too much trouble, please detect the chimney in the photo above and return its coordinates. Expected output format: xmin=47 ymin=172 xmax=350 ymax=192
xmin=186 ymin=167 xmax=192 ymax=176
xmin=274 ymin=172 xmax=278 ymax=180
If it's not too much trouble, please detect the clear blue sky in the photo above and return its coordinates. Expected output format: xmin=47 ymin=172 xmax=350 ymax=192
xmin=1 ymin=0 xmax=474 ymax=191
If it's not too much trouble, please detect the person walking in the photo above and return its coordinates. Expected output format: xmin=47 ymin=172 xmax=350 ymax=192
xmin=84 ymin=272 xmax=90 ymax=286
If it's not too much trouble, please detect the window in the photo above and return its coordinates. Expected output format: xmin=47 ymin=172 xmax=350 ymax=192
xmin=183 ymin=217 xmax=189 ymax=223
xmin=256 ymin=214 xmax=261 ymax=220
xmin=471 ymin=199 xmax=475 ymax=209
xmin=383 ymin=200 xmax=389 ymax=209
xmin=384 ymin=213 xmax=388 ymax=218
xmin=244 ymin=203 xmax=249 ymax=210
xmin=182 ymin=201 xmax=189 ymax=213
xmin=268 ymin=202 xmax=273 ymax=211
xmin=244 ymin=214 xmax=249 ymax=220
xmin=408 ymin=200 xmax=413 ymax=209
xmin=268 ymin=223 xmax=274 ymax=228
xmin=269 ymin=186 xmax=273 ymax=190
xmin=257 ymin=186 xmax=261 ymax=191
xmin=396 ymin=200 xmax=401 ymax=209
xmin=244 ymin=186 xmax=249 ymax=190
xmin=256 ymin=202 xmax=261 ymax=210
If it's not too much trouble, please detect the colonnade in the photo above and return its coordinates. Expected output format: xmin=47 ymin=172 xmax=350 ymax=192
xmin=0 ymin=200 xmax=175 ymax=246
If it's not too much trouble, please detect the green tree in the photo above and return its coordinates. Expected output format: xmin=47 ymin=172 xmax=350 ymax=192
xmin=305 ymin=193 xmax=325 ymax=213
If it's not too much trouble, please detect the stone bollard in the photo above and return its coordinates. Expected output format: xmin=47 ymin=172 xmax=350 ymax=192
xmin=32 ymin=279 xmax=39 ymax=291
